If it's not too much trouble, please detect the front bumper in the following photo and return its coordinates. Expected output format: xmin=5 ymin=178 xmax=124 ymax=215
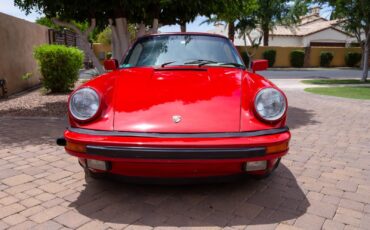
xmin=60 ymin=127 xmax=290 ymax=178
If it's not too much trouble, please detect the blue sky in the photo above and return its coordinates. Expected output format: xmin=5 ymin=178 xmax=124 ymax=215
xmin=0 ymin=0 xmax=331 ymax=32
xmin=0 ymin=0 xmax=42 ymax=22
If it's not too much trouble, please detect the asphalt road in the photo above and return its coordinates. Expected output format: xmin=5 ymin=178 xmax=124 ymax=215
xmin=260 ymin=68 xmax=370 ymax=79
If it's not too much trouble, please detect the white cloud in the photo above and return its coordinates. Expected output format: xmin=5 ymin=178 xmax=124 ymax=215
xmin=0 ymin=0 xmax=43 ymax=22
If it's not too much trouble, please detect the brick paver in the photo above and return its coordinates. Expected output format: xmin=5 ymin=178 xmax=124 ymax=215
xmin=0 ymin=86 xmax=370 ymax=229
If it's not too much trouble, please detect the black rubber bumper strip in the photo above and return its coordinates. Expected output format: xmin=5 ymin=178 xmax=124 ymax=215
xmin=68 ymin=126 xmax=289 ymax=139
xmin=85 ymin=146 xmax=266 ymax=159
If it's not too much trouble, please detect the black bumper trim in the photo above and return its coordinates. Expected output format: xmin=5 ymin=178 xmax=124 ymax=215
xmin=56 ymin=138 xmax=66 ymax=146
xmin=86 ymin=146 xmax=266 ymax=159
xmin=68 ymin=126 xmax=289 ymax=139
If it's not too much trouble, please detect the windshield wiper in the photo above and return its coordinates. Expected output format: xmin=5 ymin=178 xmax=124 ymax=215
xmin=161 ymin=61 xmax=177 ymax=67
xmin=185 ymin=60 xmax=245 ymax=68
xmin=184 ymin=59 xmax=217 ymax=67
xmin=218 ymin=62 xmax=245 ymax=68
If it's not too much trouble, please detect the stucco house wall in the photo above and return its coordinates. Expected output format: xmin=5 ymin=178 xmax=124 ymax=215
xmin=269 ymin=36 xmax=303 ymax=47
xmin=268 ymin=28 xmax=357 ymax=47
xmin=303 ymin=28 xmax=356 ymax=47
xmin=0 ymin=12 xmax=49 ymax=96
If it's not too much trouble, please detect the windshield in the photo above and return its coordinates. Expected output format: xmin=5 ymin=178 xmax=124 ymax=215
xmin=122 ymin=35 xmax=244 ymax=68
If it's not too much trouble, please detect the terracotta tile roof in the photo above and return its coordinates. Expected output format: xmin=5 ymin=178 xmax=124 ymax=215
xmin=271 ymin=14 xmax=344 ymax=37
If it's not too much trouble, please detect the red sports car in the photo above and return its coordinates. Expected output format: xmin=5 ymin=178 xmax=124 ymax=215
xmin=57 ymin=33 xmax=290 ymax=182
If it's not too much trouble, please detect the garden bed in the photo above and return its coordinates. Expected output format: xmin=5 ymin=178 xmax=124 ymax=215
xmin=0 ymin=88 xmax=69 ymax=117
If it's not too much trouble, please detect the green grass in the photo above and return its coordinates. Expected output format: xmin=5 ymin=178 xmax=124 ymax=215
xmin=302 ymin=79 xmax=368 ymax=85
xmin=305 ymin=87 xmax=370 ymax=100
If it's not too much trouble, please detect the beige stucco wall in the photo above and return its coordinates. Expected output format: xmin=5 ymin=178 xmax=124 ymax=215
xmin=237 ymin=46 xmax=365 ymax=68
xmin=238 ymin=46 xmax=305 ymax=67
xmin=303 ymin=28 xmax=357 ymax=47
xmin=309 ymin=47 xmax=362 ymax=67
xmin=0 ymin=12 xmax=49 ymax=95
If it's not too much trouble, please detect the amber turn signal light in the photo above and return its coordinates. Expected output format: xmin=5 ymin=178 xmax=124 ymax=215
xmin=266 ymin=142 xmax=289 ymax=154
xmin=65 ymin=141 xmax=86 ymax=153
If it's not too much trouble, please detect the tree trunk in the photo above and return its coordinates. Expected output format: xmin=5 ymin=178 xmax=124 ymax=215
xmin=52 ymin=18 xmax=104 ymax=74
xmin=361 ymin=33 xmax=370 ymax=82
xmin=80 ymin=38 xmax=104 ymax=73
xmin=360 ymin=43 xmax=365 ymax=69
xmin=242 ymin=33 xmax=252 ymax=69
xmin=228 ymin=22 xmax=235 ymax=42
xmin=114 ymin=17 xmax=130 ymax=57
xmin=262 ymin=26 xmax=269 ymax=46
xmin=137 ymin=21 xmax=146 ymax=38
xmin=180 ymin=22 xmax=186 ymax=32
xmin=150 ymin=18 xmax=159 ymax=34
xmin=109 ymin=19 xmax=121 ymax=60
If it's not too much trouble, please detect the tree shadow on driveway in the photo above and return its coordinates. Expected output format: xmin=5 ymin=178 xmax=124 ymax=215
xmin=70 ymin=164 xmax=309 ymax=228
xmin=287 ymin=106 xmax=319 ymax=130
xmin=0 ymin=113 xmax=66 ymax=148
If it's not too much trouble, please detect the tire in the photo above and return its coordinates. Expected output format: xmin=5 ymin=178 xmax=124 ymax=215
xmin=251 ymin=158 xmax=281 ymax=180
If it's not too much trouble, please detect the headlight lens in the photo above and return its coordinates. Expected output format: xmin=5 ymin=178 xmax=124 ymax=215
xmin=255 ymin=88 xmax=286 ymax=121
xmin=69 ymin=88 xmax=100 ymax=121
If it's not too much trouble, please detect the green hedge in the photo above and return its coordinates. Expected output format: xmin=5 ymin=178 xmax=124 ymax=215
xmin=290 ymin=50 xmax=305 ymax=68
xmin=345 ymin=52 xmax=362 ymax=67
xmin=262 ymin=49 xmax=276 ymax=67
xmin=320 ymin=52 xmax=334 ymax=67
xmin=34 ymin=44 xmax=84 ymax=93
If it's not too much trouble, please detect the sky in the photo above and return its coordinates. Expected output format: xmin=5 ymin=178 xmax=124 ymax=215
xmin=0 ymin=0 xmax=332 ymax=33
xmin=0 ymin=0 xmax=42 ymax=22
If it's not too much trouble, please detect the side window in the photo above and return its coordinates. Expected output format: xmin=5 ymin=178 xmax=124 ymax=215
xmin=128 ymin=44 xmax=143 ymax=66
xmin=223 ymin=44 xmax=235 ymax=63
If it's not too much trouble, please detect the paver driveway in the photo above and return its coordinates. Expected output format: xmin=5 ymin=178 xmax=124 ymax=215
xmin=0 ymin=87 xmax=370 ymax=230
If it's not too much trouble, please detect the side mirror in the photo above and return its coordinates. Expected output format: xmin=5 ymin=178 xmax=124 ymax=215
xmin=104 ymin=59 xmax=119 ymax=71
xmin=251 ymin=60 xmax=268 ymax=73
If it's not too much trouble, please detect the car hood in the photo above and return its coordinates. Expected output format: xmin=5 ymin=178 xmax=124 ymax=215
xmin=113 ymin=67 xmax=243 ymax=133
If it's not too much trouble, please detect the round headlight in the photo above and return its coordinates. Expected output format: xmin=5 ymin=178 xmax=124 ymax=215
xmin=69 ymin=88 xmax=100 ymax=121
xmin=254 ymin=88 xmax=286 ymax=121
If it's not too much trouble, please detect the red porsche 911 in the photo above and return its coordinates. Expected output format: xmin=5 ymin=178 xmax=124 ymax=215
xmin=57 ymin=33 xmax=290 ymax=182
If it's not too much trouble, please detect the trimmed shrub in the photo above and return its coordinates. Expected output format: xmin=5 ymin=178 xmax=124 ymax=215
xmin=345 ymin=52 xmax=362 ymax=67
xmin=34 ymin=44 xmax=84 ymax=93
xmin=241 ymin=51 xmax=250 ymax=67
xmin=320 ymin=52 xmax=334 ymax=67
xmin=262 ymin=49 xmax=276 ymax=67
xmin=290 ymin=50 xmax=305 ymax=68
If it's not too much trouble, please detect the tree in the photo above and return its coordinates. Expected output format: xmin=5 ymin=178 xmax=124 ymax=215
xmin=36 ymin=16 xmax=100 ymax=43
xmin=15 ymin=0 xmax=210 ymax=73
xmin=316 ymin=0 xmax=370 ymax=81
xmin=96 ymin=27 xmax=112 ymax=45
xmin=202 ymin=0 xmax=258 ymax=41
xmin=160 ymin=0 xmax=213 ymax=32
xmin=236 ymin=16 xmax=262 ymax=68
xmin=35 ymin=17 xmax=61 ymax=30
xmin=15 ymin=0 xmax=108 ymax=73
xmin=15 ymin=0 xmax=168 ymax=72
xmin=255 ymin=0 xmax=309 ymax=46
